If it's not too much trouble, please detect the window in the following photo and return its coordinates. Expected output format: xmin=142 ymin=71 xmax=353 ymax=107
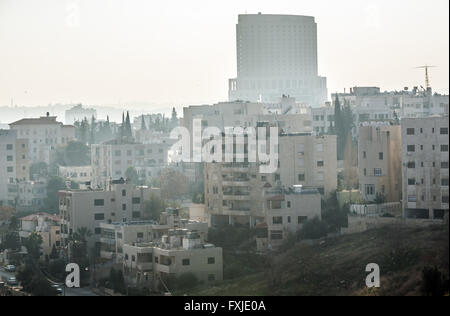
xmin=365 ymin=184 xmax=375 ymax=196
xmin=270 ymin=230 xmax=283 ymax=240
xmin=407 ymin=145 xmax=415 ymax=152
xmin=132 ymin=197 xmax=140 ymax=204
xmin=95 ymin=228 xmax=101 ymax=235
xmin=297 ymin=144 xmax=304 ymax=153
xmin=132 ymin=211 xmax=140 ymax=219
xmin=298 ymin=216 xmax=308 ymax=224
xmin=441 ymin=162 xmax=449 ymax=169
xmin=298 ymin=174 xmax=305 ymax=182
xmin=94 ymin=199 xmax=104 ymax=206
xmin=363 ymin=168 xmax=367 ymax=176
xmin=122 ymin=204 xmax=126 ymax=211
xmin=114 ymin=150 xmax=121 ymax=156
xmin=317 ymin=161 xmax=324 ymax=167
xmin=182 ymin=259 xmax=190 ymax=266
xmin=363 ymin=151 xmax=367 ymax=159
xmin=287 ymin=201 xmax=291 ymax=208
xmin=442 ymin=179 xmax=449 ymax=186
xmin=440 ymin=128 xmax=449 ymax=135
xmin=208 ymin=257 xmax=215 ymax=264
xmin=317 ymin=144 xmax=323 ymax=152
xmin=122 ymin=189 xmax=126 ymax=196
xmin=6 ymin=144 xmax=13 ymax=150
xmin=298 ymin=158 xmax=304 ymax=167
xmin=7 ymin=167 xmax=13 ymax=173
xmin=406 ymin=128 xmax=415 ymax=135
xmin=408 ymin=195 xmax=417 ymax=202
xmin=94 ymin=213 xmax=105 ymax=221
xmin=441 ymin=145 xmax=449 ymax=152
xmin=407 ymin=161 xmax=416 ymax=169
xmin=6 ymin=156 xmax=13 ymax=162
xmin=442 ymin=196 xmax=449 ymax=204
xmin=408 ymin=178 xmax=416 ymax=185
xmin=374 ymin=168 xmax=382 ymax=177
xmin=287 ymin=216 xmax=291 ymax=223
xmin=273 ymin=216 xmax=283 ymax=225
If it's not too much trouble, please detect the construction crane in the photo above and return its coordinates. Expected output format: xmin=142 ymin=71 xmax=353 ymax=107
xmin=415 ymin=65 xmax=436 ymax=90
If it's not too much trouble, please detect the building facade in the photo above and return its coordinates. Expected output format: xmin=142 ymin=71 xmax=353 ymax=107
xmin=228 ymin=13 xmax=328 ymax=106
xmin=358 ymin=124 xmax=402 ymax=203
xmin=401 ymin=116 xmax=449 ymax=219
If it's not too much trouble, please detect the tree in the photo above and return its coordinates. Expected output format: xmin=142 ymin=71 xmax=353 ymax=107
xmin=159 ymin=168 xmax=189 ymax=200
xmin=44 ymin=177 xmax=67 ymax=213
xmin=17 ymin=263 xmax=58 ymax=296
xmin=334 ymin=95 xmax=354 ymax=160
xmin=342 ymin=133 xmax=358 ymax=203
xmin=23 ymin=232 xmax=43 ymax=261
xmin=30 ymin=162 xmax=48 ymax=180
xmin=125 ymin=167 xmax=139 ymax=185
xmin=0 ymin=232 xmax=20 ymax=251
xmin=55 ymin=141 xmax=90 ymax=166
xmin=143 ymin=193 xmax=166 ymax=221
xmin=421 ymin=266 xmax=449 ymax=296
xmin=297 ymin=217 xmax=328 ymax=240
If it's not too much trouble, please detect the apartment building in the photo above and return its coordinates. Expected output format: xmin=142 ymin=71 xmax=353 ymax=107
xmin=260 ymin=185 xmax=321 ymax=250
xmin=204 ymin=132 xmax=336 ymax=228
xmin=358 ymin=124 xmax=402 ymax=203
xmin=19 ymin=213 xmax=61 ymax=258
xmin=9 ymin=114 xmax=75 ymax=164
xmin=99 ymin=209 xmax=208 ymax=262
xmin=122 ymin=229 xmax=223 ymax=290
xmin=15 ymin=138 xmax=30 ymax=182
xmin=91 ymin=140 xmax=169 ymax=189
xmin=0 ymin=130 xmax=17 ymax=207
xmin=58 ymin=179 xmax=159 ymax=250
xmin=332 ymin=86 xmax=449 ymax=121
xmin=278 ymin=133 xmax=338 ymax=196
xmin=58 ymin=165 xmax=93 ymax=189
xmin=310 ymin=103 xmax=335 ymax=135
xmin=401 ymin=116 xmax=449 ymax=219
xmin=16 ymin=180 xmax=47 ymax=212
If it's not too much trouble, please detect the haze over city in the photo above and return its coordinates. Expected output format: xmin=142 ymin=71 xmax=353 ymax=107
xmin=0 ymin=0 xmax=449 ymax=109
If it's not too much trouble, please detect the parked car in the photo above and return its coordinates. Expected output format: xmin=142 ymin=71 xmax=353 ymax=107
xmin=51 ymin=283 xmax=63 ymax=295
xmin=5 ymin=265 xmax=15 ymax=272
xmin=6 ymin=277 xmax=18 ymax=286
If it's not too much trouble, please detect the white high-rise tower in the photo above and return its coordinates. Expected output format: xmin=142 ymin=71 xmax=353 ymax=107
xmin=228 ymin=13 xmax=328 ymax=107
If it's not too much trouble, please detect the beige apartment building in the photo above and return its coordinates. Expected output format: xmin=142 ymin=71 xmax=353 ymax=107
xmin=358 ymin=124 xmax=402 ymax=203
xmin=204 ymin=132 xmax=337 ymax=228
xmin=259 ymin=185 xmax=322 ymax=250
xmin=9 ymin=114 xmax=75 ymax=165
xmin=122 ymin=230 xmax=223 ymax=290
xmin=58 ymin=180 xmax=159 ymax=251
xmin=99 ymin=208 xmax=208 ymax=261
xmin=401 ymin=116 xmax=449 ymax=219
xmin=278 ymin=133 xmax=338 ymax=196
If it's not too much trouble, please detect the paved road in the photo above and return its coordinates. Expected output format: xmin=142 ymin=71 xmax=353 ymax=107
xmin=1 ymin=267 xmax=97 ymax=296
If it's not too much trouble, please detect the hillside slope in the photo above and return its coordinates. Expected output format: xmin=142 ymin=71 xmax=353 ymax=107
xmin=193 ymin=224 xmax=449 ymax=296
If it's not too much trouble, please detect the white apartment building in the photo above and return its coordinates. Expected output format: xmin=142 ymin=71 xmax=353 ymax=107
xmin=401 ymin=116 xmax=449 ymax=219
xmin=358 ymin=124 xmax=402 ymax=203
xmin=310 ymin=103 xmax=335 ymax=135
xmin=0 ymin=130 xmax=17 ymax=207
xmin=228 ymin=13 xmax=328 ymax=106
xmin=122 ymin=229 xmax=223 ymax=290
xmin=9 ymin=114 xmax=75 ymax=165
xmin=58 ymin=180 xmax=160 ymax=250
xmin=91 ymin=140 xmax=169 ymax=189
xmin=58 ymin=165 xmax=93 ymax=189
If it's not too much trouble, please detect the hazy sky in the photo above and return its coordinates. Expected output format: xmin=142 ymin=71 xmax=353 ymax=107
xmin=0 ymin=0 xmax=448 ymax=110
